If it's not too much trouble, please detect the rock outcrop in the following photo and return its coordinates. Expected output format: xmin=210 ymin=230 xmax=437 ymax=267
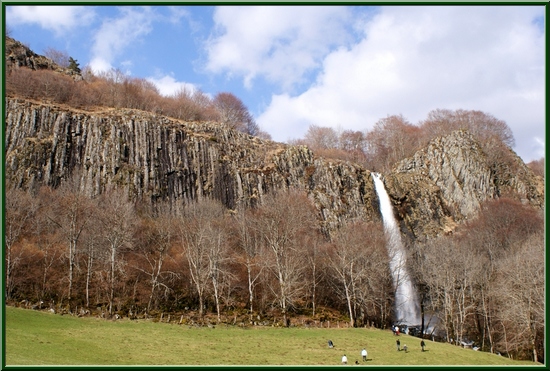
xmin=4 ymin=36 xmax=81 ymax=79
xmin=4 ymin=98 xmax=378 ymax=234
xmin=384 ymin=130 xmax=544 ymax=238
xmin=4 ymin=98 xmax=543 ymax=239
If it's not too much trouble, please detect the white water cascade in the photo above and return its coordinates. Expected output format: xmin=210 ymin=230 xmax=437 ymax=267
xmin=372 ymin=173 xmax=421 ymax=326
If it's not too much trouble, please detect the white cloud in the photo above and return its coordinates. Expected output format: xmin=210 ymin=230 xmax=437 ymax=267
xmin=6 ymin=5 xmax=95 ymax=35
xmin=146 ymin=74 xmax=199 ymax=97
xmin=88 ymin=57 xmax=112 ymax=73
xmin=256 ymin=6 xmax=545 ymax=162
xmin=89 ymin=7 xmax=156 ymax=73
xmin=205 ymin=6 xmax=354 ymax=90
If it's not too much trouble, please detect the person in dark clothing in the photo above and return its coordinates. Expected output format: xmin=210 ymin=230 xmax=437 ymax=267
xmin=421 ymin=339 xmax=426 ymax=352
xmin=328 ymin=339 xmax=334 ymax=348
xmin=396 ymin=339 xmax=401 ymax=351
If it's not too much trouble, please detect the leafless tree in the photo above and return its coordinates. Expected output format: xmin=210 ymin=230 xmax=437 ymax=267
xmin=254 ymin=189 xmax=318 ymax=326
xmin=420 ymin=109 xmax=515 ymax=150
xmin=96 ymin=188 xmax=136 ymax=315
xmin=326 ymin=221 xmax=389 ymax=327
xmin=213 ymin=92 xmax=259 ymax=136
xmin=132 ymin=203 xmax=179 ymax=312
xmin=4 ymin=188 xmax=38 ymax=300
xmin=43 ymin=47 xmax=70 ymax=68
xmin=304 ymin=233 xmax=324 ymax=318
xmin=303 ymin=125 xmax=339 ymax=150
xmin=365 ymin=115 xmax=422 ymax=172
xmin=232 ymin=206 xmax=265 ymax=318
xmin=526 ymin=158 xmax=544 ymax=178
xmin=205 ymin=203 xmax=232 ymax=323
xmin=40 ymin=177 xmax=93 ymax=305
xmin=179 ymin=199 xmax=228 ymax=320
xmin=494 ymin=231 xmax=544 ymax=362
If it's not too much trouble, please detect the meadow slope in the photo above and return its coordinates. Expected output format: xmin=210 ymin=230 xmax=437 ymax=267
xmin=3 ymin=306 xmax=540 ymax=366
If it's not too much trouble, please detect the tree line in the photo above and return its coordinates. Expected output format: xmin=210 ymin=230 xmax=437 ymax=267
xmin=5 ymin=175 xmax=544 ymax=362
xmin=290 ymin=110 xmax=543 ymax=177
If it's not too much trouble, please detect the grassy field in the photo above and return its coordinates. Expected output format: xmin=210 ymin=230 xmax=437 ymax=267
xmin=3 ymin=306 xmax=541 ymax=366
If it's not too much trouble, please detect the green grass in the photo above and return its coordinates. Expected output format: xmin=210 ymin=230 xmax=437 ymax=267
xmin=4 ymin=306 xmax=541 ymax=366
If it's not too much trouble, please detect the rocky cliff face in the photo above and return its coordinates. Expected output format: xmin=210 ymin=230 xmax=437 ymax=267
xmin=4 ymin=98 xmax=543 ymax=238
xmin=385 ymin=130 xmax=544 ymax=238
xmin=5 ymin=37 xmax=81 ymax=79
xmin=4 ymin=98 xmax=378 ymax=233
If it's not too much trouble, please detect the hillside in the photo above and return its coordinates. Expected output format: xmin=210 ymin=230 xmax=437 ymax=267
xmin=5 ymin=306 xmax=539 ymax=366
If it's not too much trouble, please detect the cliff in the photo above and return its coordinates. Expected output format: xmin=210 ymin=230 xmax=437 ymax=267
xmin=4 ymin=98 xmax=543 ymax=238
xmin=385 ymin=130 xmax=544 ymax=238
xmin=4 ymin=98 xmax=378 ymax=233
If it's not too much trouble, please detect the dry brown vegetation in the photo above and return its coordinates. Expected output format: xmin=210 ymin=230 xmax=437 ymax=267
xmin=5 ymin=65 xmax=270 ymax=139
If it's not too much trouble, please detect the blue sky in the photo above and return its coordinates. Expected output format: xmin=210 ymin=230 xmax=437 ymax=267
xmin=4 ymin=4 xmax=546 ymax=163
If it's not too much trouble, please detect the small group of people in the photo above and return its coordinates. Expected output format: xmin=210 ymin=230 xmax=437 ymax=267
xmin=341 ymin=348 xmax=368 ymax=365
xmin=334 ymin=335 xmax=426 ymax=364
xmin=397 ymin=338 xmax=427 ymax=353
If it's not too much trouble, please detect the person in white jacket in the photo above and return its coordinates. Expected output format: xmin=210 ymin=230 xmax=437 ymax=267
xmin=361 ymin=348 xmax=368 ymax=361
xmin=341 ymin=354 xmax=348 ymax=364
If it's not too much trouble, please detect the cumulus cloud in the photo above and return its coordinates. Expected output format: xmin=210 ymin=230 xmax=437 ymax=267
xmin=146 ymin=74 xmax=199 ymax=97
xmin=255 ymin=6 xmax=544 ymax=161
xmin=89 ymin=7 xmax=156 ymax=73
xmin=205 ymin=6 xmax=354 ymax=90
xmin=6 ymin=5 xmax=95 ymax=35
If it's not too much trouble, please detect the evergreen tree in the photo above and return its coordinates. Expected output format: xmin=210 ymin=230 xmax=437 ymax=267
xmin=68 ymin=57 xmax=81 ymax=74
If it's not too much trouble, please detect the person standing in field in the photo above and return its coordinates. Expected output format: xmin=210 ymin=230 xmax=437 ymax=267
xmin=421 ymin=339 xmax=426 ymax=352
xmin=361 ymin=348 xmax=367 ymax=361
xmin=396 ymin=338 xmax=401 ymax=351
xmin=342 ymin=354 xmax=348 ymax=364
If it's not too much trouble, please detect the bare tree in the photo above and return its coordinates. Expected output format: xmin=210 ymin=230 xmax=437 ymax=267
xmin=96 ymin=189 xmax=136 ymax=315
xmin=420 ymin=109 xmax=515 ymax=149
xmin=40 ymin=177 xmax=93 ymax=305
xmin=207 ymin=210 xmax=232 ymax=323
xmin=353 ymin=222 xmax=392 ymax=328
xmin=303 ymin=125 xmax=339 ymax=150
xmin=326 ymin=221 xmax=389 ymax=327
xmin=415 ymin=235 xmax=481 ymax=345
xmin=526 ymin=158 xmax=544 ymax=178
xmin=132 ymin=203 xmax=179 ymax=312
xmin=494 ymin=231 xmax=544 ymax=362
xmin=254 ymin=189 xmax=317 ymax=326
xmin=43 ymin=47 xmax=70 ymax=68
xmin=4 ymin=188 xmax=38 ymax=300
xmin=304 ymin=233 xmax=323 ymax=318
xmin=81 ymin=213 xmax=100 ymax=309
xmin=179 ymin=199 xmax=227 ymax=319
xmin=365 ymin=115 xmax=422 ymax=172
xmin=213 ymin=92 xmax=259 ymax=136
xmin=232 ymin=206 xmax=265 ymax=318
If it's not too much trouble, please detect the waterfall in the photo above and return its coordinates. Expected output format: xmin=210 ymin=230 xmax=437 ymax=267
xmin=372 ymin=172 xmax=421 ymax=326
